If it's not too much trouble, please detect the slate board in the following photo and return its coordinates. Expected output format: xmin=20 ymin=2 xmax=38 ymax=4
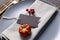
xmin=17 ymin=14 xmax=40 ymax=27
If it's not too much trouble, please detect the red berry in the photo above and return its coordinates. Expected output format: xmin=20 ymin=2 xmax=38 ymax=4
xmin=28 ymin=11 xmax=31 ymax=14
xmin=30 ymin=9 xmax=35 ymax=15
xmin=30 ymin=9 xmax=34 ymax=11
xmin=26 ymin=8 xmax=35 ymax=15
xmin=26 ymin=9 xmax=28 ymax=11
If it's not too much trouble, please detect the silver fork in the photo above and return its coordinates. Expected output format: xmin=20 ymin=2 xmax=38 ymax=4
xmin=1 ymin=34 xmax=9 ymax=40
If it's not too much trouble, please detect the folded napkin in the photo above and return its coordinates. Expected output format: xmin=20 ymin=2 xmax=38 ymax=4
xmin=1 ymin=0 xmax=57 ymax=40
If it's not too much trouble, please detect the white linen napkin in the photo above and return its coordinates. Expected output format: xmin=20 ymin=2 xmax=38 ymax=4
xmin=1 ymin=0 xmax=57 ymax=40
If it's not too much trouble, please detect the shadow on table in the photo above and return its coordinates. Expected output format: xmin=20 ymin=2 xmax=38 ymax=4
xmin=33 ymin=10 xmax=58 ymax=40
